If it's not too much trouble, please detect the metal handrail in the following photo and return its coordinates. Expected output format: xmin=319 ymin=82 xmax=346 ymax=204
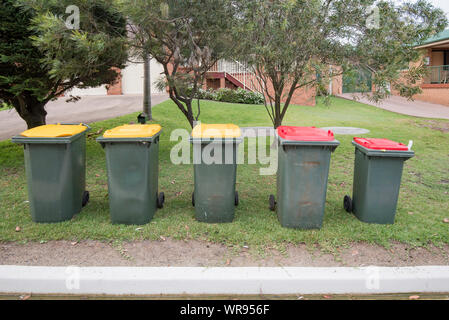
xmin=207 ymin=60 xmax=265 ymax=93
xmin=425 ymin=65 xmax=449 ymax=84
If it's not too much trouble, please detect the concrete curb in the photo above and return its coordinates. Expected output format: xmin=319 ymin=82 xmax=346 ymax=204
xmin=1 ymin=266 xmax=449 ymax=295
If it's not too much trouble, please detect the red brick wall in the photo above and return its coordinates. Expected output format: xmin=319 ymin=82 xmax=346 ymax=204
xmin=107 ymin=68 xmax=122 ymax=95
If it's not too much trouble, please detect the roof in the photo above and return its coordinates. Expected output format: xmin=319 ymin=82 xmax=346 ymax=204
xmin=415 ymin=29 xmax=449 ymax=48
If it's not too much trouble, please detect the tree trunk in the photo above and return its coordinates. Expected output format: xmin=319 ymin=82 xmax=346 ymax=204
xmin=143 ymin=53 xmax=152 ymax=120
xmin=12 ymin=96 xmax=47 ymax=129
xmin=273 ymin=99 xmax=283 ymax=129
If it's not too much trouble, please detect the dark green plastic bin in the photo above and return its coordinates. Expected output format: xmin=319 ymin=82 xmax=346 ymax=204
xmin=269 ymin=126 xmax=339 ymax=229
xmin=190 ymin=124 xmax=242 ymax=223
xmin=344 ymin=138 xmax=414 ymax=224
xmin=97 ymin=124 xmax=164 ymax=225
xmin=11 ymin=124 xmax=90 ymax=223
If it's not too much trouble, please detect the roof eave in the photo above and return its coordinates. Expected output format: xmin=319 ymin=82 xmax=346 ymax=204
xmin=414 ymin=39 xmax=449 ymax=49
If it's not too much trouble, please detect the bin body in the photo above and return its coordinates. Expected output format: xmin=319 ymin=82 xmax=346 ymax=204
xmin=190 ymin=124 xmax=242 ymax=223
xmin=11 ymin=124 xmax=90 ymax=223
xmin=275 ymin=127 xmax=339 ymax=229
xmin=192 ymin=140 xmax=240 ymax=223
xmin=351 ymin=139 xmax=414 ymax=224
xmin=97 ymin=125 xmax=162 ymax=225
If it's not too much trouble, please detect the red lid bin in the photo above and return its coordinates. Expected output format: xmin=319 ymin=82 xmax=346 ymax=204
xmin=277 ymin=126 xmax=335 ymax=141
xmin=353 ymin=137 xmax=409 ymax=151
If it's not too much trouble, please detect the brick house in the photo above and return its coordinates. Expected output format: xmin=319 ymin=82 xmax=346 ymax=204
xmin=391 ymin=29 xmax=449 ymax=106
xmin=68 ymin=58 xmax=317 ymax=106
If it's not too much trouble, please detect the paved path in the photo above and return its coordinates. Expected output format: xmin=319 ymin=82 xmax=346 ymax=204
xmin=338 ymin=93 xmax=449 ymax=120
xmin=0 ymin=94 xmax=168 ymax=141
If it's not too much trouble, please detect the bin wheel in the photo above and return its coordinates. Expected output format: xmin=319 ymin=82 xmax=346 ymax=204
xmin=269 ymin=194 xmax=276 ymax=211
xmin=235 ymin=191 xmax=239 ymax=206
xmin=157 ymin=192 xmax=165 ymax=209
xmin=82 ymin=191 xmax=90 ymax=207
xmin=192 ymin=192 xmax=195 ymax=207
xmin=344 ymin=195 xmax=353 ymax=213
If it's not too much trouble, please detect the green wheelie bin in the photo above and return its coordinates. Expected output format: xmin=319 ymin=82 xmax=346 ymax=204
xmin=11 ymin=124 xmax=91 ymax=223
xmin=343 ymin=138 xmax=414 ymax=224
xmin=97 ymin=124 xmax=165 ymax=225
xmin=190 ymin=124 xmax=242 ymax=223
xmin=269 ymin=126 xmax=340 ymax=229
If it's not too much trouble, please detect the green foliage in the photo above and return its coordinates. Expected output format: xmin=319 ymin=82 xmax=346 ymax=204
xmin=234 ymin=0 xmax=448 ymax=127
xmin=214 ymin=88 xmax=264 ymax=105
xmin=119 ymin=0 xmax=237 ymax=126
xmin=187 ymin=88 xmax=264 ymax=105
xmin=0 ymin=0 xmax=128 ymax=127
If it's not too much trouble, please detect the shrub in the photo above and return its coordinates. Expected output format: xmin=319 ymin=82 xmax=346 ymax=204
xmin=188 ymin=87 xmax=264 ymax=105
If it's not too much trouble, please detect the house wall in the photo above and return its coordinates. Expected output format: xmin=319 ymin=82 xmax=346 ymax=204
xmin=203 ymin=71 xmax=316 ymax=106
xmin=331 ymin=73 xmax=343 ymax=95
xmin=413 ymin=86 xmax=449 ymax=106
xmin=121 ymin=59 xmax=165 ymax=95
xmin=262 ymin=78 xmax=316 ymax=106
xmin=432 ymin=51 xmax=445 ymax=66
xmin=390 ymin=49 xmax=449 ymax=106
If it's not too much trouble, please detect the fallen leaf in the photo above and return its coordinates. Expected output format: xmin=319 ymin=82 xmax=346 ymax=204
xmin=15 ymin=226 xmax=21 ymax=232
xmin=323 ymin=295 xmax=332 ymax=299
xmin=243 ymin=245 xmax=249 ymax=249
xmin=95 ymin=174 xmax=100 ymax=177
xmin=135 ymin=227 xmax=143 ymax=231
xmin=40 ymin=240 xmax=47 ymax=244
xmin=171 ymin=180 xmax=176 ymax=184
xmin=409 ymin=295 xmax=420 ymax=300
xmin=443 ymin=218 xmax=449 ymax=223
xmin=408 ymin=212 xmax=414 ymax=215
xmin=297 ymin=296 xmax=304 ymax=300
xmin=160 ymin=236 xmax=166 ymax=241
xmin=226 ymin=259 xmax=231 ymax=266
xmin=71 ymin=241 xmax=78 ymax=246
xmin=175 ymin=191 xmax=183 ymax=197
xmin=351 ymin=250 xmax=359 ymax=256
xmin=20 ymin=295 xmax=31 ymax=300
xmin=185 ymin=225 xmax=189 ymax=231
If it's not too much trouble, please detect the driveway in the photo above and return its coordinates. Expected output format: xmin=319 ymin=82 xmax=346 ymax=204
xmin=0 ymin=94 xmax=168 ymax=141
xmin=338 ymin=93 xmax=449 ymax=120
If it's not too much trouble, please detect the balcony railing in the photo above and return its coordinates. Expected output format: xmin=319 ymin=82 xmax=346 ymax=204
xmin=424 ymin=65 xmax=449 ymax=84
xmin=208 ymin=60 xmax=265 ymax=93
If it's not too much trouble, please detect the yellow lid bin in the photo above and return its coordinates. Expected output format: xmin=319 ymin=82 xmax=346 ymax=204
xmin=191 ymin=123 xmax=241 ymax=139
xmin=96 ymin=124 xmax=164 ymax=225
xmin=103 ymin=124 xmax=162 ymax=138
xmin=20 ymin=124 xmax=88 ymax=138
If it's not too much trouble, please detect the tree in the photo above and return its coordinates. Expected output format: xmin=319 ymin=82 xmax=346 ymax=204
xmin=0 ymin=0 xmax=128 ymax=128
xmin=120 ymin=0 xmax=236 ymax=128
xmin=234 ymin=0 xmax=448 ymax=128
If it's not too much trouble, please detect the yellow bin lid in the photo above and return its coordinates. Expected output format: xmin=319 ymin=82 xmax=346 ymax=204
xmin=21 ymin=124 xmax=87 ymax=138
xmin=191 ymin=123 xmax=241 ymax=138
xmin=103 ymin=124 xmax=162 ymax=138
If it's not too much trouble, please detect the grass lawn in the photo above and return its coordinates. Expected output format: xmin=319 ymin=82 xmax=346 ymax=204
xmin=0 ymin=97 xmax=448 ymax=251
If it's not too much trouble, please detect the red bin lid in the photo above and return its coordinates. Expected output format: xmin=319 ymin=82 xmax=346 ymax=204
xmin=353 ymin=137 xmax=409 ymax=151
xmin=277 ymin=126 xmax=335 ymax=142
